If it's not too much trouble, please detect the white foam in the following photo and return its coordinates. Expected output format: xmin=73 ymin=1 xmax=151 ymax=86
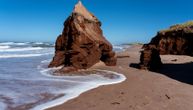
xmin=113 ymin=45 xmax=131 ymax=52
xmin=0 ymin=42 xmax=28 ymax=46
xmin=113 ymin=45 xmax=124 ymax=50
xmin=15 ymin=42 xmax=29 ymax=45
xmin=0 ymin=42 xmax=14 ymax=45
xmin=0 ymin=102 xmax=6 ymax=110
xmin=31 ymin=70 xmax=126 ymax=110
xmin=0 ymin=46 xmax=10 ymax=49
xmin=0 ymin=54 xmax=42 ymax=58
xmin=0 ymin=53 xmax=52 ymax=58
xmin=41 ymin=59 xmax=52 ymax=63
xmin=0 ymin=47 xmax=43 ymax=52
xmin=33 ymin=42 xmax=44 ymax=45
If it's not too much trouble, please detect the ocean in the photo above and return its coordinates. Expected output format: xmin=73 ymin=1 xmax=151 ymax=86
xmin=0 ymin=42 xmax=126 ymax=110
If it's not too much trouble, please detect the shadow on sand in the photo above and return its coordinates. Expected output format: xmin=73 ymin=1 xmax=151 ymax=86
xmin=130 ymin=62 xmax=193 ymax=85
xmin=159 ymin=62 xmax=193 ymax=85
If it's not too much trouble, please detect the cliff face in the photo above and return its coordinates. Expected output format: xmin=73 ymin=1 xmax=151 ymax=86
xmin=49 ymin=1 xmax=116 ymax=72
xmin=140 ymin=21 xmax=193 ymax=71
xmin=150 ymin=21 xmax=193 ymax=55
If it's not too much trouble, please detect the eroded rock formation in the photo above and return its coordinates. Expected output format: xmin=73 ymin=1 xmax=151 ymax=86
xmin=150 ymin=21 xmax=193 ymax=55
xmin=49 ymin=1 xmax=116 ymax=72
xmin=140 ymin=21 xmax=193 ymax=71
xmin=139 ymin=44 xmax=162 ymax=71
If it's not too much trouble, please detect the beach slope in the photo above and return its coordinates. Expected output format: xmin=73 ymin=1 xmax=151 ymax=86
xmin=48 ymin=45 xmax=193 ymax=110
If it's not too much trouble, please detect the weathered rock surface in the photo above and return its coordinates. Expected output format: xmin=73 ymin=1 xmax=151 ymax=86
xmin=139 ymin=44 xmax=162 ymax=71
xmin=150 ymin=21 xmax=193 ymax=55
xmin=49 ymin=1 xmax=116 ymax=72
xmin=139 ymin=21 xmax=193 ymax=71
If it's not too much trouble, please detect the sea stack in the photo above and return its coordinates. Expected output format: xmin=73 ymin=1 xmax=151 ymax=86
xmin=49 ymin=1 xmax=116 ymax=72
xmin=139 ymin=44 xmax=162 ymax=71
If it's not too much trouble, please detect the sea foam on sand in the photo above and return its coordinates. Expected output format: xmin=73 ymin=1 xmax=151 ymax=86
xmin=0 ymin=102 xmax=6 ymax=110
xmin=0 ymin=42 xmax=126 ymax=110
xmin=32 ymin=67 xmax=126 ymax=110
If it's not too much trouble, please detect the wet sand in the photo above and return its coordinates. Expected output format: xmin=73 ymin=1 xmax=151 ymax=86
xmin=48 ymin=45 xmax=193 ymax=110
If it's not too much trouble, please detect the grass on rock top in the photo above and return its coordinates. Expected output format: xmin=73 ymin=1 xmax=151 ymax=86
xmin=160 ymin=21 xmax=193 ymax=33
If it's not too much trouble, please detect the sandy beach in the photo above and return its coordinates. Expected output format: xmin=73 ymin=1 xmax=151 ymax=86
xmin=47 ymin=45 xmax=193 ymax=110
xmin=2 ymin=1 xmax=193 ymax=110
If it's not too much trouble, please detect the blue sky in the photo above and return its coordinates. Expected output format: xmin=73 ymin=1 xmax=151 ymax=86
xmin=0 ymin=0 xmax=193 ymax=44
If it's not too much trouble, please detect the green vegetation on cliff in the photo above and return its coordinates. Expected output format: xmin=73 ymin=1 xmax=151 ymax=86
xmin=160 ymin=21 xmax=193 ymax=33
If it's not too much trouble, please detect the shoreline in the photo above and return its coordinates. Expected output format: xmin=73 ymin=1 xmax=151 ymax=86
xmin=32 ymin=70 xmax=126 ymax=110
xmin=47 ymin=45 xmax=193 ymax=110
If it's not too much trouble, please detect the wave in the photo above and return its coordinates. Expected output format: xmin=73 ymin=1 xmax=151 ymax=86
xmin=0 ymin=42 xmax=15 ymax=45
xmin=0 ymin=46 xmax=10 ymax=49
xmin=33 ymin=70 xmax=126 ymax=110
xmin=113 ymin=45 xmax=124 ymax=50
xmin=0 ymin=53 xmax=53 ymax=58
xmin=0 ymin=42 xmax=29 ymax=46
xmin=12 ymin=42 xmax=28 ymax=45
xmin=113 ymin=45 xmax=125 ymax=52
xmin=113 ymin=45 xmax=131 ymax=52
xmin=31 ymin=43 xmax=54 ymax=48
xmin=41 ymin=59 xmax=52 ymax=63
xmin=33 ymin=42 xmax=44 ymax=45
xmin=0 ymin=102 xmax=6 ymax=110
xmin=34 ymin=60 xmax=126 ymax=110
xmin=0 ymin=42 xmax=54 ymax=47
xmin=0 ymin=47 xmax=43 ymax=52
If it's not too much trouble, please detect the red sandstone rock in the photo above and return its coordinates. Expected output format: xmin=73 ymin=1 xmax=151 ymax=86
xmin=49 ymin=1 xmax=116 ymax=72
xmin=140 ymin=44 xmax=162 ymax=71
xmin=150 ymin=21 xmax=193 ymax=55
xmin=139 ymin=21 xmax=193 ymax=71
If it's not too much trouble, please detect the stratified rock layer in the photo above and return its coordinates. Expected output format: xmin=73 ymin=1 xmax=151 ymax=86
xmin=49 ymin=1 xmax=116 ymax=72
xmin=150 ymin=21 xmax=193 ymax=55
xmin=140 ymin=21 xmax=193 ymax=71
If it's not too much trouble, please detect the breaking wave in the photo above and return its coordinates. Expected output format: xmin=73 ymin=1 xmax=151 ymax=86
xmin=32 ymin=60 xmax=126 ymax=110
xmin=0 ymin=42 xmax=127 ymax=110
xmin=0 ymin=46 xmax=10 ymax=49
xmin=0 ymin=42 xmax=29 ymax=46
xmin=0 ymin=53 xmax=52 ymax=58
xmin=0 ymin=47 xmax=43 ymax=52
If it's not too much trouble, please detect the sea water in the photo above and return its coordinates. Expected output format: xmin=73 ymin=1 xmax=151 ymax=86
xmin=0 ymin=42 xmax=126 ymax=110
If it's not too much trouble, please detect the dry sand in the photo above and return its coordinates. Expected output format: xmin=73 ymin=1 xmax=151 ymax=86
xmin=48 ymin=45 xmax=193 ymax=110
